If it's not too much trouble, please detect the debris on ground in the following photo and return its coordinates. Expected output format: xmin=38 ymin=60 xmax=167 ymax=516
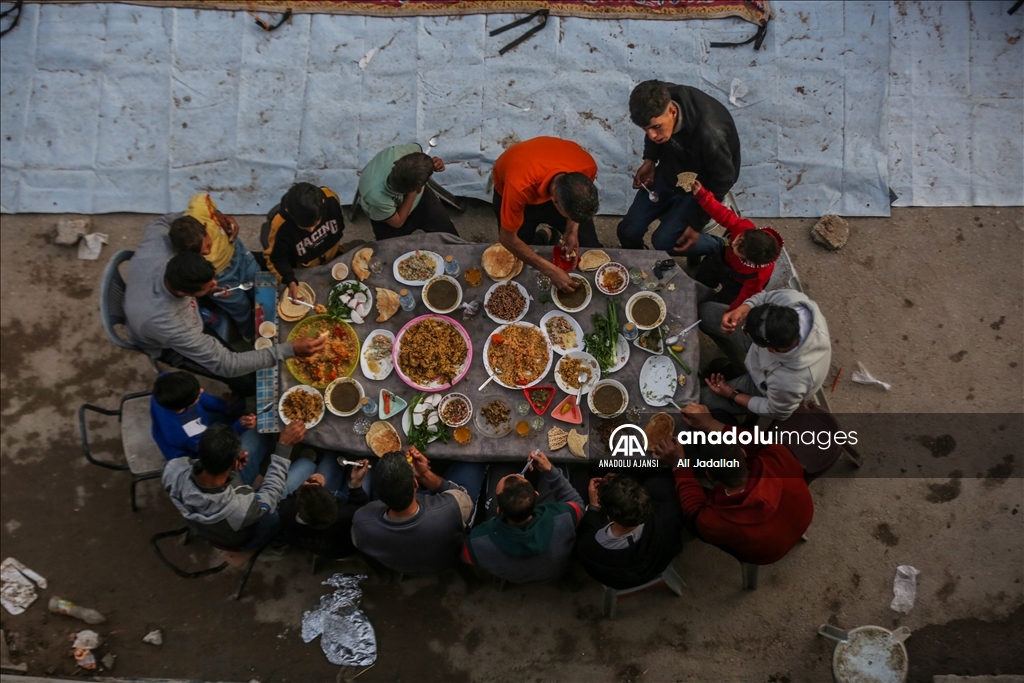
xmin=143 ymin=629 xmax=164 ymax=645
xmin=0 ymin=557 xmax=47 ymax=615
xmin=811 ymin=214 xmax=850 ymax=250
xmin=49 ymin=596 xmax=106 ymax=624
xmin=0 ymin=630 xmax=27 ymax=673
xmin=890 ymin=565 xmax=920 ymax=614
xmin=101 ymin=652 xmax=116 ymax=670
xmin=302 ymin=574 xmax=376 ymax=667
xmin=78 ymin=232 xmax=109 ymax=260
xmin=55 ymin=217 xmax=91 ymax=245
xmin=851 ymin=361 xmax=892 ymax=391
xmin=72 ymin=630 xmax=101 ymax=671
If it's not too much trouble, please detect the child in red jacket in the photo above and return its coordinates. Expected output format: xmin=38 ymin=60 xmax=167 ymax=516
xmin=690 ymin=179 xmax=783 ymax=311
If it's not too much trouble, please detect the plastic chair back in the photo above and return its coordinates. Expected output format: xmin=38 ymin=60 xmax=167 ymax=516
xmin=100 ymin=249 xmax=141 ymax=351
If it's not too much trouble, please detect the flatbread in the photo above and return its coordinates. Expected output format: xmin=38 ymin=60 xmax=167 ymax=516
xmin=548 ymin=426 xmax=568 ymax=451
xmin=482 ymin=243 xmax=519 ymax=281
xmin=676 ymin=172 xmax=697 ymax=192
xmin=567 ymin=429 xmax=588 ymax=458
xmin=277 ymin=282 xmax=316 ymax=321
xmin=352 ymin=247 xmax=373 ymax=281
xmin=365 ymin=421 xmax=401 ymax=457
xmin=375 ymin=288 xmax=400 ymax=323
xmin=644 ymin=412 xmax=676 ymax=450
xmin=578 ymin=250 xmax=610 ymax=272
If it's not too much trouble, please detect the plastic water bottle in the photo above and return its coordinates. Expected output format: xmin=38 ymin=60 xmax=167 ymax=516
xmin=49 ymin=597 xmax=106 ymax=624
xmin=622 ymin=322 xmax=639 ymax=341
xmin=399 ymin=288 xmax=416 ymax=312
xmin=360 ymin=396 xmax=377 ymax=416
xmin=444 ymin=255 xmax=461 ymax=277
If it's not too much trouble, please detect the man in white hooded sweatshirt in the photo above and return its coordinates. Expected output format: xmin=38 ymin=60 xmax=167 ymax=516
xmin=700 ymin=289 xmax=831 ymax=421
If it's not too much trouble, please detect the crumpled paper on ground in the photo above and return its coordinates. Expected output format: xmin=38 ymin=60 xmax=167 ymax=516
xmin=301 ymin=574 xmax=376 ymax=667
xmin=0 ymin=557 xmax=47 ymax=615
xmin=77 ymin=233 xmax=109 ymax=260
xmin=890 ymin=565 xmax=920 ymax=614
xmin=851 ymin=361 xmax=892 ymax=391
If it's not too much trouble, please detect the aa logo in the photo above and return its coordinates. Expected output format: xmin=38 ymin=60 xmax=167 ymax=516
xmin=609 ymin=424 xmax=648 ymax=458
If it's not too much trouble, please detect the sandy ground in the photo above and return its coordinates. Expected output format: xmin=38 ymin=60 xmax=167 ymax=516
xmin=0 ymin=203 xmax=1022 ymax=682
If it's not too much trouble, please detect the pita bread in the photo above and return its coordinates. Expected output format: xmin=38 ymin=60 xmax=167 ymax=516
xmin=548 ymin=426 xmax=568 ymax=451
xmin=567 ymin=429 xmax=588 ymax=458
xmin=578 ymin=250 xmax=610 ymax=272
xmin=644 ymin=412 xmax=676 ymax=450
xmin=352 ymin=247 xmax=373 ymax=281
xmin=375 ymin=288 xmax=400 ymax=323
xmin=676 ymin=172 xmax=697 ymax=192
xmin=365 ymin=421 xmax=401 ymax=457
xmin=482 ymin=243 xmax=519 ymax=281
xmin=277 ymin=282 xmax=316 ymax=321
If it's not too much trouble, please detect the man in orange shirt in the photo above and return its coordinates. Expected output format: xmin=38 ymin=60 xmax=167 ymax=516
xmin=492 ymin=137 xmax=601 ymax=293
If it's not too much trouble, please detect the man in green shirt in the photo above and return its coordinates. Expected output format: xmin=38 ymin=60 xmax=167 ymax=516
xmin=357 ymin=143 xmax=459 ymax=240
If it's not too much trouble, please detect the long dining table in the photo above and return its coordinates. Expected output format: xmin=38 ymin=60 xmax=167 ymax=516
xmin=272 ymin=233 xmax=700 ymax=463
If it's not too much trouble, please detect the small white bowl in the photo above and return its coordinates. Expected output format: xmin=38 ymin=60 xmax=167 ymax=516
xmin=254 ymin=337 xmax=273 ymax=350
xmin=331 ymin=262 xmax=349 ymax=281
xmin=438 ymin=392 xmax=473 ymax=427
xmin=258 ymin=321 xmax=277 ymax=338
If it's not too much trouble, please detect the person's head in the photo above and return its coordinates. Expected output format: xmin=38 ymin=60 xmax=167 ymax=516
xmin=168 ymin=216 xmax=212 ymax=256
xmin=744 ymin=303 xmax=800 ymax=352
xmin=700 ymin=443 xmax=748 ymax=488
xmin=296 ymin=481 xmax=340 ymax=529
xmin=495 ymin=475 xmax=537 ymax=524
xmin=552 ymin=173 xmax=599 ymax=224
xmin=152 ymin=371 xmax=201 ymax=412
xmin=629 ymin=80 xmax=679 ymax=144
xmin=598 ymin=476 xmax=652 ymax=528
xmin=732 ymin=229 xmax=781 ymax=266
xmin=375 ymin=451 xmax=416 ymax=511
xmin=197 ymin=424 xmax=240 ymax=476
xmin=281 ymin=183 xmax=326 ymax=230
xmin=164 ymin=252 xmax=217 ymax=296
xmin=388 ymin=152 xmax=435 ymax=194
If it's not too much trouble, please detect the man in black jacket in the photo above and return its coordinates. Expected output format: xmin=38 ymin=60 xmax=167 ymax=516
xmin=278 ymin=458 xmax=370 ymax=559
xmin=617 ymin=80 xmax=741 ymax=257
xmin=575 ymin=474 xmax=682 ymax=590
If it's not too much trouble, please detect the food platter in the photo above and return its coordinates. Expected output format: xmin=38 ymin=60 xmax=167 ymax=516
xmin=421 ymin=275 xmax=463 ymax=314
xmin=279 ymin=384 xmax=325 ymax=428
xmin=326 ymin=280 xmax=373 ymax=324
xmin=402 ymin=393 xmax=443 ymax=444
xmin=393 ymin=250 xmax=444 ymax=286
xmin=482 ymin=322 xmax=553 ymax=389
xmin=639 ymin=355 xmax=677 ymax=407
xmin=595 ymin=262 xmax=629 ymax=296
xmin=634 ymin=326 xmax=664 ymax=355
xmin=607 ymin=334 xmax=631 ymax=373
xmin=625 ymin=292 xmax=667 ymax=330
xmin=550 ymin=274 xmax=592 ymax=313
xmin=481 ymin=243 xmax=523 ymax=281
xmin=438 ymin=392 xmax=473 ymax=427
xmin=554 ymin=351 xmax=601 ymax=396
xmin=360 ymin=329 xmax=395 ymax=381
xmin=277 ymin=282 xmax=316 ymax=322
xmin=393 ymin=314 xmax=473 ymax=391
xmin=483 ymin=280 xmax=530 ymax=324
xmin=378 ymin=389 xmax=407 ymax=420
xmin=324 ymin=377 xmax=365 ymax=417
xmin=588 ymin=379 xmax=628 ymax=419
xmin=475 ymin=395 xmax=514 ymax=438
xmin=285 ymin=315 xmax=360 ymax=388
xmin=539 ymin=311 xmax=585 ymax=355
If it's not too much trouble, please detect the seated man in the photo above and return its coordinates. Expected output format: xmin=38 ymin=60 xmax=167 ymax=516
xmin=351 ymin=448 xmax=484 ymax=575
xmin=125 ymin=252 xmax=325 ymax=395
xmin=357 ymin=144 xmax=458 ymax=241
xmin=278 ymin=458 xmax=371 ymax=560
xmin=654 ymin=414 xmax=813 ymax=565
xmin=492 ymin=136 xmax=601 ymax=293
xmin=617 ymin=80 xmax=740 ymax=257
xmin=162 ymin=420 xmax=305 ymax=550
xmin=168 ymin=193 xmax=259 ymax=336
xmin=575 ymin=474 xmax=682 ymax=590
xmin=700 ymin=289 xmax=832 ymax=421
xmin=265 ymin=183 xmax=346 ymax=304
xmin=462 ymin=450 xmax=583 ymax=584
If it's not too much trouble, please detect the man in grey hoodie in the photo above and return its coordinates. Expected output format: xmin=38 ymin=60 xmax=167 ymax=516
xmin=162 ymin=420 xmax=305 ymax=550
xmin=700 ymin=288 xmax=832 ymax=421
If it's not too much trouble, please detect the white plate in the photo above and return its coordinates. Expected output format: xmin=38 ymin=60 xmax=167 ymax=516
xmin=483 ymin=280 xmax=530 ymax=324
xmin=633 ymin=328 xmax=664 ymax=356
xmin=550 ymin=274 xmax=592 ymax=313
xmin=421 ymin=275 xmax=464 ymax=314
xmin=482 ymin=322 xmax=553 ymax=389
xmin=278 ymin=384 xmax=325 ymax=428
xmin=402 ymin=393 xmax=443 ymax=442
xmin=330 ymin=280 xmax=374 ymax=323
xmin=475 ymin=395 xmax=514 ymax=438
xmin=438 ymin=392 xmax=473 ymax=427
xmin=360 ymin=329 xmax=395 ymax=381
xmin=639 ymin=355 xmax=678 ymax=407
xmin=324 ymin=378 xmax=365 ymax=417
xmin=607 ymin=334 xmax=631 ymax=373
xmin=539 ymin=310 xmax=585 ymax=355
xmin=588 ymin=379 xmax=628 ymax=418
xmin=625 ymin=291 xmax=667 ymax=330
xmin=393 ymin=250 xmax=444 ymax=286
xmin=554 ymin=351 xmax=601 ymax=396
xmin=378 ymin=389 xmax=407 ymax=420
xmin=594 ymin=262 xmax=630 ymax=296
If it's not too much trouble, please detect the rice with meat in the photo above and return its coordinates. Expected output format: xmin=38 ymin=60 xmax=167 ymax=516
xmin=487 ymin=324 xmax=549 ymax=386
xmin=282 ymin=389 xmax=323 ymax=424
xmin=398 ymin=319 xmax=468 ymax=386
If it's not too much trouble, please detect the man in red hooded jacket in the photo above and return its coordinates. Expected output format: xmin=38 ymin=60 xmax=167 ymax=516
xmin=654 ymin=406 xmax=812 ymax=565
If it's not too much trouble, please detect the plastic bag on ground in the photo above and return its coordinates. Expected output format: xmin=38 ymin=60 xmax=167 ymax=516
xmin=302 ymin=574 xmax=376 ymax=667
xmin=851 ymin=361 xmax=892 ymax=391
xmin=890 ymin=565 xmax=919 ymax=613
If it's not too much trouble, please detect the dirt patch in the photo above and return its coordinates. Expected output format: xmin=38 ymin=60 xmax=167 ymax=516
xmin=873 ymin=522 xmax=899 ymax=546
xmin=914 ymin=434 xmax=956 ymax=458
xmin=907 ymin=605 xmax=1024 ymax=681
xmin=925 ymin=471 xmax=963 ymax=503
xmin=983 ymin=453 xmax=1015 ymax=488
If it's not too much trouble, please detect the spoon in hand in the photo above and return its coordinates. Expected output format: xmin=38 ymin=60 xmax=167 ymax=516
xmin=639 ymin=182 xmax=659 ymax=202
xmin=213 ymin=281 xmax=253 ymax=298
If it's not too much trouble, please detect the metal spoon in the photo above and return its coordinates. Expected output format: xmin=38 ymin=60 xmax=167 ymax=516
xmin=659 ymin=395 xmax=685 ymax=411
xmin=257 ymin=401 xmax=276 ymax=414
xmin=213 ymin=281 xmax=253 ymax=298
xmin=575 ymin=370 xmax=590 ymax=406
xmin=427 ymin=136 xmax=439 ymax=151
xmin=477 ymin=366 xmax=504 ymax=392
xmin=288 ymin=297 xmax=316 ymax=309
xmin=640 ymin=182 xmax=659 ymax=203
xmin=339 ymin=458 xmax=373 ymax=470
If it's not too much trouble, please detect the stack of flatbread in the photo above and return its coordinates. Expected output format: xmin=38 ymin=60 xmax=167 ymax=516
xmin=351 ymin=247 xmax=373 ymax=281
xmin=278 ymin=282 xmax=316 ymax=322
xmin=548 ymin=426 xmax=568 ymax=451
xmin=644 ymin=412 xmax=676 ymax=449
xmin=481 ymin=243 xmax=523 ymax=281
xmin=578 ymin=250 xmax=610 ymax=272
xmin=375 ymin=288 xmax=400 ymax=323
xmin=366 ymin=421 xmax=401 ymax=457
xmin=676 ymin=172 xmax=697 ymax=192
xmin=567 ymin=429 xmax=588 ymax=458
